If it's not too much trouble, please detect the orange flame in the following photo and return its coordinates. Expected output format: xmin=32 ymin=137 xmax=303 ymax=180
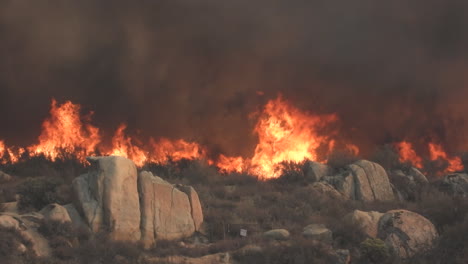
xmin=396 ymin=141 xmax=423 ymax=168
xmin=428 ymin=143 xmax=463 ymax=172
xmin=28 ymin=99 xmax=101 ymax=162
xmin=149 ymin=138 xmax=207 ymax=163
xmin=108 ymin=124 xmax=148 ymax=166
xmin=215 ymin=96 xmax=345 ymax=178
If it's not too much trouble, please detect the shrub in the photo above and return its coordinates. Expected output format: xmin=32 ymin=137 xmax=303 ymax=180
xmin=16 ymin=177 xmax=65 ymax=211
xmin=359 ymin=238 xmax=391 ymax=264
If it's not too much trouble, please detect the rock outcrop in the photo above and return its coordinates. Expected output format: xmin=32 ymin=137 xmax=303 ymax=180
xmin=178 ymin=185 xmax=204 ymax=232
xmin=303 ymin=161 xmax=331 ymax=182
xmin=139 ymin=171 xmax=199 ymax=247
xmin=346 ymin=210 xmax=383 ymax=238
xmin=389 ymin=167 xmax=428 ymax=201
xmin=73 ymin=156 xmax=141 ymax=242
xmin=378 ymin=209 xmax=438 ymax=259
xmin=324 ymin=160 xmax=394 ymax=201
xmin=348 ymin=160 xmax=394 ymax=201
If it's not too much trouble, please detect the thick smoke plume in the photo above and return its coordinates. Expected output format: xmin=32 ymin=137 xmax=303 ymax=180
xmin=1 ymin=0 xmax=468 ymax=159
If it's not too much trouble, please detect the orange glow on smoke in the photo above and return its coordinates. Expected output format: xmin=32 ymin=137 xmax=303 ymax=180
xmin=428 ymin=143 xmax=463 ymax=172
xmin=396 ymin=141 xmax=423 ymax=168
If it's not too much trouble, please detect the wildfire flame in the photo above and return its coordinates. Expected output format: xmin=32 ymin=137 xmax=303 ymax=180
xmin=428 ymin=143 xmax=463 ymax=172
xmin=396 ymin=141 xmax=423 ymax=168
xmin=0 ymin=97 xmax=465 ymax=178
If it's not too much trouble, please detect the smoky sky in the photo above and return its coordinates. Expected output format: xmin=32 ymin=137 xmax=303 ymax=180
xmin=1 ymin=0 xmax=468 ymax=157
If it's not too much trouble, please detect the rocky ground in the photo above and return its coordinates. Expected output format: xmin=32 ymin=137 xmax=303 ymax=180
xmin=1 ymin=154 xmax=468 ymax=264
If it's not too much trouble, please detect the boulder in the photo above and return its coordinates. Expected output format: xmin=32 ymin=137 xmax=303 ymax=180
xmin=63 ymin=204 xmax=88 ymax=230
xmin=323 ymin=172 xmax=355 ymax=200
xmin=348 ymin=160 xmax=394 ymax=201
xmin=302 ymin=224 xmax=333 ymax=243
xmin=389 ymin=168 xmax=428 ymax=201
xmin=0 ymin=214 xmax=20 ymax=229
xmin=378 ymin=210 xmax=438 ymax=259
xmin=303 ymin=161 xmax=331 ymax=182
xmin=409 ymin=167 xmax=429 ymax=184
xmin=308 ymin=182 xmax=345 ymax=200
xmin=72 ymin=156 xmax=141 ymax=242
xmin=139 ymin=171 xmax=195 ymax=247
xmin=40 ymin=203 xmax=71 ymax=224
xmin=346 ymin=210 xmax=383 ymax=238
xmin=178 ymin=185 xmax=204 ymax=231
xmin=0 ymin=170 xmax=12 ymax=182
xmin=263 ymin=229 xmax=290 ymax=240
xmin=441 ymin=173 xmax=468 ymax=197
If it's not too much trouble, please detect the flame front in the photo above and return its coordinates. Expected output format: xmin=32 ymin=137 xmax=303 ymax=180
xmin=28 ymin=99 xmax=101 ymax=162
xmin=1 ymin=97 xmax=465 ymax=178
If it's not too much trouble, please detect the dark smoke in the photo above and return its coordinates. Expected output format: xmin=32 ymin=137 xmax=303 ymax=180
xmin=1 ymin=0 xmax=468 ymax=158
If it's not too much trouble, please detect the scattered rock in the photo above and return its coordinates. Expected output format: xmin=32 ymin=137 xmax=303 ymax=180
xmin=346 ymin=210 xmax=383 ymax=238
xmin=303 ymin=161 xmax=331 ymax=182
xmin=302 ymin=224 xmax=333 ymax=243
xmin=139 ymin=171 xmax=196 ymax=247
xmin=441 ymin=173 xmax=468 ymax=197
xmin=348 ymin=160 xmax=395 ymax=201
xmin=73 ymin=156 xmax=141 ymax=242
xmin=263 ymin=229 xmax=290 ymax=240
xmin=378 ymin=209 xmax=438 ymax=259
xmin=40 ymin=203 xmax=71 ymax=224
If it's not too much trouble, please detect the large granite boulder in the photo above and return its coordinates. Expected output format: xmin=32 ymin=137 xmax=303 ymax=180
xmin=389 ymin=167 xmax=428 ymax=201
xmin=139 ymin=171 xmax=196 ymax=247
xmin=303 ymin=161 xmax=331 ymax=182
xmin=348 ymin=160 xmax=394 ymax=202
xmin=72 ymin=156 xmax=141 ymax=242
xmin=346 ymin=210 xmax=383 ymax=238
xmin=323 ymin=160 xmax=394 ymax=202
xmin=378 ymin=210 xmax=438 ymax=259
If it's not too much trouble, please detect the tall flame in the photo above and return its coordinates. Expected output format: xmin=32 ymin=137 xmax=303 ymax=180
xmin=27 ymin=99 xmax=101 ymax=162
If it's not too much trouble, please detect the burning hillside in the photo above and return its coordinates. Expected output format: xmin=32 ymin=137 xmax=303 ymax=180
xmin=0 ymin=96 xmax=464 ymax=178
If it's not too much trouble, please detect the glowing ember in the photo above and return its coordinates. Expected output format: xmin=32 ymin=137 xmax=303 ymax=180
xmin=28 ymin=99 xmax=101 ymax=162
xmin=396 ymin=141 xmax=423 ymax=168
xmin=428 ymin=143 xmax=463 ymax=172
